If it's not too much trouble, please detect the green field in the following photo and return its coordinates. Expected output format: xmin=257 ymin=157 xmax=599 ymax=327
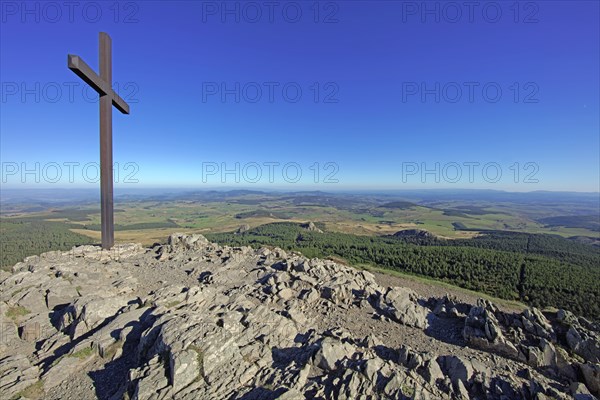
xmin=4 ymin=191 xmax=597 ymax=244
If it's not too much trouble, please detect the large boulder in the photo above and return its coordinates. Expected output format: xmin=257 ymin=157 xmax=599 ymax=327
xmin=521 ymin=308 xmax=554 ymax=339
xmin=67 ymin=295 xmax=131 ymax=339
xmin=169 ymin=233 xmax=209 ymax=249
xmin=525 ymin=339 xmax=558 ymax=368
xmin=376 ymin=287 xmax=429 ymax=329
xmin=438 ymin=355 xmax=474 ymax=389
xmin=320 ymin=283 xmax=354 ymax=306
xmin=170 ymin=348 xmax=201 ymax=394
xmin=158 ymin=233 xmax=211 ymax=259
xmin=566 ymin=326 xmax=600 ymax=364
xmin=580 ymin=363 xmax=600 ymax=396
xmin=313 ymin=337 xmax=355 ymax=371
xmin=301 ymin=221 xmax=323 ymax=233
xmin=235 ymin=224 xmax=251 ymax=234
xmin=463 ymin=300 xmax=519 ymax=359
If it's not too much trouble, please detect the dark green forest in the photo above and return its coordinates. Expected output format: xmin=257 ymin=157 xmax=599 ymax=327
xmin=207 ymin=223 xmax=600 ymax=320
xmin=537 ymin=215 xmax=600 ymax=232
xmin=0 ymin=216 xmax=184 ymax=269
xmin=0 ymin=218 xmax=94 ymax=269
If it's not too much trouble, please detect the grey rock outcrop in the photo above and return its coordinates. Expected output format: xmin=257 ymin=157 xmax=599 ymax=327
xmin=236 ymin=224 xmax=250 ymax=234
xmin=463 ymin=299 xmax=519 ymax=358
xmin=301 ymin=221 xmax=323 ymax=233
xmin=313 ymin=337 xmax=355 ymax=371
xmin=376 ymin=286 xmax=429 ymax=328
xmin=0 ymin=233 xmax=597 ymax=399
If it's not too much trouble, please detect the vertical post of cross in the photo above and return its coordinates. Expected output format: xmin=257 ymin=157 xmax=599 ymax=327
xmin=68 ymin=32 xmax=130 ymax=250
xmin=99 ymin=32 xmax=114 ymax=249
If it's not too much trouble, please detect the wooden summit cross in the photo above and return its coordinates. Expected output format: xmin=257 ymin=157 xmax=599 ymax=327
xmin=68 ymin=32 xmax=130 ymax=249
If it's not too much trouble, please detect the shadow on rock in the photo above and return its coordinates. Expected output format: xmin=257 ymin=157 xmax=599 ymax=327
xmin=88 ymin=308 xmax=155 ymax=400
xmin=235 ymin=387 xmax=287 ymax=400
xmin=424 ymin=313 xmax=467 ymax=346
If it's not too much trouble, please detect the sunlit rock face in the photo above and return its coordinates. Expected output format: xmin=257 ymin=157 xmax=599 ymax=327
xmin=0 ymin=234 xmax=598 ymax=399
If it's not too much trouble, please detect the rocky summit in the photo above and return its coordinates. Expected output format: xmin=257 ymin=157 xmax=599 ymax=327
xmin=1 ymin=234 xmax=599 ymax=400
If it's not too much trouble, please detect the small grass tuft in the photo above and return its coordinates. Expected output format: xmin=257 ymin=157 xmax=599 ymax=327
xmin=188 ymin=345 xmax=205 ymax=381
xmin=5 ymin=305 xmax=30 ymax=321
xmin=165 ymin=300 xmax=182 ymax=309
xmin=401 ymin=383 xmax=415 ymax=397
xmin=69 ymin=346 xmax=95 ymax=360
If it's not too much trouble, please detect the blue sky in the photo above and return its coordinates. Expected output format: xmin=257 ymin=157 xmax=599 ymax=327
xmin=1 ymin=1 xmax=598 ymax=191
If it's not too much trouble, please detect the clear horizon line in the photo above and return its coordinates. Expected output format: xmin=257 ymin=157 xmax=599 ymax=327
xmin=1 ymin=186 xmax=599 ymax=195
